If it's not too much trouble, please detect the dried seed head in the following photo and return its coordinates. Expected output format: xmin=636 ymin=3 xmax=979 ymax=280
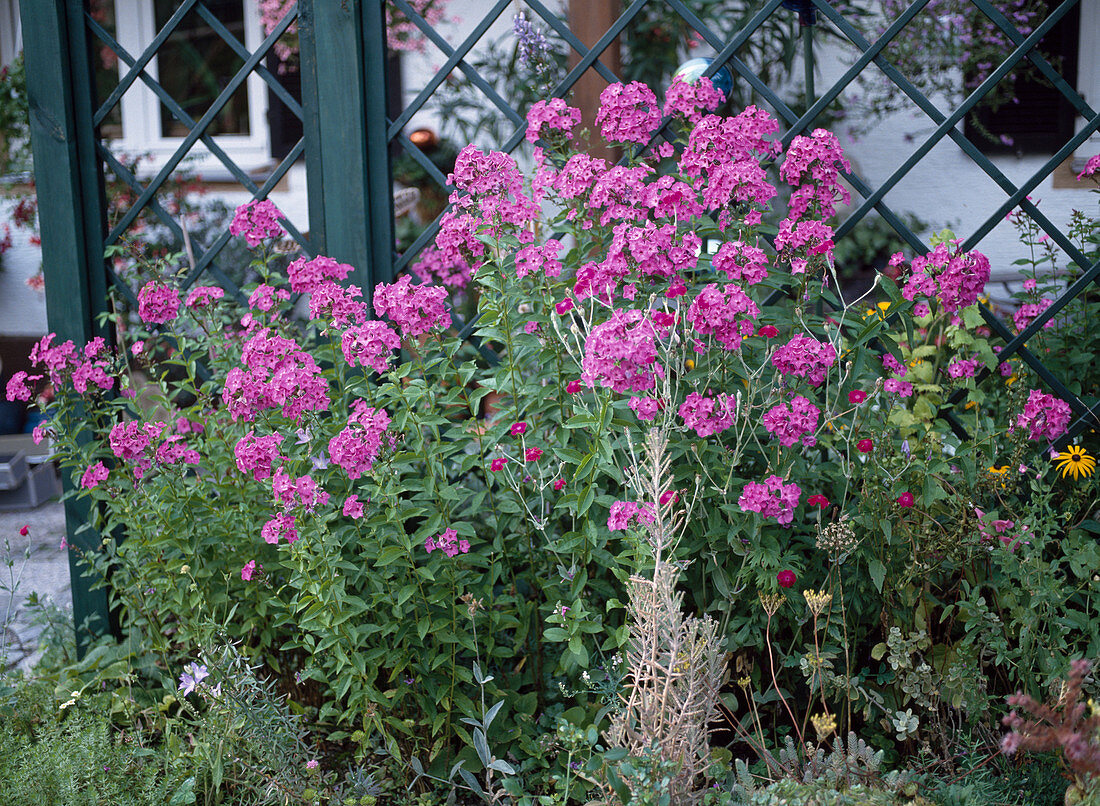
xmin=804 ymin=589 xmax=833 ymax=617
xmin=759 ymin=592 xmax=784 ymax=617
xmin=811 ymin=712 xmax=837 ymax=742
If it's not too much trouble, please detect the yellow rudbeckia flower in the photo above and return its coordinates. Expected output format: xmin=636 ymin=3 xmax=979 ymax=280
xmin=1054 ymin=446 xmax=1096 ymax=481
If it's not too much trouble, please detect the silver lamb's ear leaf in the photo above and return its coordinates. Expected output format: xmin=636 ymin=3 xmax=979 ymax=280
xmin=483 ymin=700 xmax=504 ymax=729
xmin=472 ymin=728 xmax=491 ymax=767
xmin=458 ymin=768 xmax=484 ymax=795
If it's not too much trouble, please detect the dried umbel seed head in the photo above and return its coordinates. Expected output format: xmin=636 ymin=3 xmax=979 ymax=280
xmin=459 ymin=592 xmax=484 ymax=619
xmin=759 ymin=592 xmax=784 ymax=617
xmin=817 ymin=516 xmax=858 ymax=559
xmin=811 ymin=712 xmax=837 ymax=742
xmin=804 ymin=588 xmax=833 ymax=617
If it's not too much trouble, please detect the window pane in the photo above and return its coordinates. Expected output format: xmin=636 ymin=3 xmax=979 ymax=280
xmin=154 ymin=0 xmax=250 ymax=137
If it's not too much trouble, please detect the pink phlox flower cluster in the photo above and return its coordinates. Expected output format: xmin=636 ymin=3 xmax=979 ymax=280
xmin=678 ymin=391 xmax=736 ymax=437
xmin=341 ymin=320 xmax=401 ymax=373
xmin=155 ymin=434 xmax=200 ymax=466
xmin=701 ymin=159 xmax=777 ymax=228
xmin=1013 ymin=297 xmax=1054 ymax=333
xmin=882 ymin=354 xmax=906 ymax=377
xmin=109 ymin=420 xmax=165 ymax=478
xmin=229 ymin=199 xmax=285 ymax=247
xmin=712 ymin=240 xmax=769 ymax=285
xmin=412 ymin=243 xmax=473 ymax=290
xmin=645 ymin=175 xmax=704 ymax=221
xmin=687 ymin=283 xmax=760 ymax=350
xmin=679 ymin=108 xmax=782 ymax=181
xmin=137 ymin=281 xmax=181 ymax=324
xmin=342 ymin=495 xmax=364 ymax=519
xmin=223 ymin=329 xmax=330 ymax=422
xmin=373 ymin=274 xmax=451 ymax=337
xmin=1076 ymin=153 xmax=1100 ymax=180
xmin=947 ymin=356 xmax=981 ymax=378
xmin=525 ymin=98 xmax=582 ymax=143
xmin=309 ymin=281 xmax=368 ymax=329
xmin=515 ymin=239 xmax=563 ymax=280
xmin=762 ymin=395 xmax=820 ymax=447
xmin=554 ymin=154 xmax=609 ymax=204
xmin=974 ymin=507 xmax=1032 ymax=552
xmin=901 ymin=242 xmax=991 ymax=314
xmin=261 ymin=512 xmax=298 ymax=544
xmin=234 ymin=431 xmax=285 ymax=481
xmin=780 ymin=129 xmax=851 ymax=220
xmin=425 ymin=527 xmax=471 ymax=557
xmin=595 ymin=82 xmax=661 ymax=145
xmin=81 ymin=461 xmax=110 ymax=489
xmin=586 ymin=165 xmax=653 ymax=228
xmin=771 ymin=334 xmax=837 ymax=387
xmin=573 ymin=257 xmax=630 ymax=304
xmin=663 ymin=75 xmax=725 ymax=125
xmin=286 ymin=254 xmax=353 ymax=294
xmin=607 ymin=500 xmax=656 ymax=531
xmin=257 ymin=0 xmax=297 ymax=63
xmin=328 ymin=402 xmax=391 ymax=479
xmin=185 ymin=285 xmax=225 ymax=308
xmin=385 ymin=0 xmax=449 ymax=53
xmin=448 ymin=145 xmax=539 ymax=231
xmin=629 ymin=395 xmax=661 ymax=421
xmin=248 ymin=283 xmax=290 ymax=313
xmin=69 ymin=356 xmax=115 ymax=394
xmin=272 ymin=466 xmax=329 ymax=511
xmin=738 ymin=474 xmax=801 ymax=526
xmin=5 ymin=371 xmax=41 ymax=402
xmin=1015 ymin=389 xmax=1072 ymax=442
xmin=581 ymin=309 xmax=660 ymax=393
xmin=884 ymin=378 xmax=914 ymax=397
xmin=774 ymin=218 xmax=835 ymax=274
xmin=610 ymin=222 xmax=700 ymax=279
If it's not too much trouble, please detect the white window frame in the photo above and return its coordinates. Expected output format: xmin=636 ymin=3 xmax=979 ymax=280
xmin=111 ymin=0 xmax=270 ymax=176
xmin=1076 ymin=0 xmax=1100 ymax=171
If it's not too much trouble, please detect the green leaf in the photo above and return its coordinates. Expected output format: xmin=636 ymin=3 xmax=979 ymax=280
xmin=868 ymin=558 xmax=886 ymax=593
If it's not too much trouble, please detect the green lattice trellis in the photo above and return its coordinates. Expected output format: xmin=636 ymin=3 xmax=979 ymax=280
xmin=16 ymin=0 xmax=1100 ymax=645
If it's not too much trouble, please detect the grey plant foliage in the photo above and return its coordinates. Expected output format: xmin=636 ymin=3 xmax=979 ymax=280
xmin=603 ymin=429 xmax=727 ymax=805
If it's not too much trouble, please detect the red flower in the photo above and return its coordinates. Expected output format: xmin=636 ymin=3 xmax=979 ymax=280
xmin=490 ymin=457 xmax=508 ymax=472
xmin=510 ymin=422 xmax=527 ymax=436
xmin=553 ymin=479 xmax=566 ymax=490
xmin=857 ymin=438 xmax=874 ymax=454
xmin=807 ymin=494 xmax=829 ymax=508
xmin=659 ymin=489 xmax=680 ymax=505
xmin=566 ymin=379 xmax=582 ymax=394
xmin=757 ymin=325 xmax=779 ymax=338
xmin=19 ymin=525 xmax=29 ymax=536
xmin=896 ymin=491 xmax=914 ymax=508
xmin=555 ymin=297 xmax=574 ymax=315
xmin=777 ymin=569 xmax=796 ymax=589
xmin=524 ymin=448 xmax=543 ymax=462
xmin=848 ymin=390 xmax=866 ymax=405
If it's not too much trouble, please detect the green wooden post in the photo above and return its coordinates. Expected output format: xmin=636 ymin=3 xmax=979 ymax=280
xmin=19 ymin=0 xmax=114 ymax=652
xmin=298 ymin=0 xmax=394 ymax=303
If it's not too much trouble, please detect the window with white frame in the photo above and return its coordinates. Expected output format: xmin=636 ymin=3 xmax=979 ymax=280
xmin=110 ymin=0 xmax=272 ymax=174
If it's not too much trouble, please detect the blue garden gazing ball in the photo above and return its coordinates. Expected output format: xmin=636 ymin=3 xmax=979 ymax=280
xmin=672 ymin=57 xmax=734 ymax=101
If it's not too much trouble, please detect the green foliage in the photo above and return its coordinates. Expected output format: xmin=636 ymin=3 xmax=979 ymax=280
xmin=0 ymin=678 xmax=194 ymax=806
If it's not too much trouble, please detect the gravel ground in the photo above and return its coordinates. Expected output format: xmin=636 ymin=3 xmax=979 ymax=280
xmin=1 ymin=499 xmax=72 ymax=671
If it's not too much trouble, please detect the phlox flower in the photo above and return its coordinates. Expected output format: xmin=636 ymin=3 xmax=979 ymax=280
xmin=581 ymin=308 xmax=660 ymax=393
xmin=771 ymin=334 xmax=836 ymax=387
xmin=687 ymin=283 xmax=759 ymax=350
xmin=342 ymin=495 xmax=365 ymax=519
xmin=1015 ymin=389 xmax=1071 ymax=442
xmin=373 ymin=275 xmax=451 ymax=337
xmin=81 ymin=461 xmax=109 ymax=489
xmin=595 ymin=81 xmax=661 ymax=145
xmin=341 ymin=320 xmax=400 ymax=373
xmin=185 ymin=285 xmax=225 ymax=308
xmin=663 ymin=75 xmax=725 ymax=124
xmin=241 ymin=560 xmax=257 ymax=581
xmin=425 ymin=528 xmax=471 ymax=558
xmin=234 ymin=431 xmax=284 ymax=481
xmin=5 ymin=370 xmax=40 ymax=402
xmin=762 ymin=395 xmax=820 ymax=447
xmin=525 ymin=98 xmax=582 ymax=143
xmin=678 ymin=391 xmax=736 ymax=437
xmin=261 ymin=512 xmax=298 ymax=544
xmin=884 ymin=378 xmax=913 ymax=398
xmin=286 ymin=254 xmax=352 ymax=294
xmin=137 ymin=281 xmax=181 ymax=324
xmin=712 ymin=240 xmax=769 ymax=285
xmin=738 ymin=475 xmax=801 ymax=526
xmin=230 ymin=199 xmax=284 ymax=247
xmin=328 ymin=402 xmax=391 ymax=479
xmin=629 ymin=396 xmax=661 ymax=421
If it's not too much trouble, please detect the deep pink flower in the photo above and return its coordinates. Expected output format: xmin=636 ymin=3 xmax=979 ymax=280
xmin=757 ymin=325 xmax=779 ymax=338
xmin=1015 ymin=389 xmax=1072 ymax=442
xmin=19 ymin=524 xmax=29 ymax=537
xmin=490 ymin=457 xmax=508 ymax=472
xmin=81 ymin=461 xmax=110 ymax=489
xmin=286 ymin=254 xmax=353 ymax=294
xmin=629 ymin=396 xmax=661 ymax=421
xmin=857 ymin=438 xmax=874 ymax=454
xmin=425 ymin=528 xmax=470 ymax=558
xmin=185 ymin=285 xmax=225 ymax=308
xmin=342 ymin=495 xmax=365 ymax=519
xmin=595 ymin=81 xmax=661 ymax=145
xmin=848 ymin=390 xmax=866 ymax=405
xmin=739 ymin=475 xmax=801 ymax=526
xmin=241 ymin=560 xmax=257 ymax=581
xmin=137 ymin=281 xmax=181 ymax=324
xmin=373 ymin=275 xmax=451 ymax=337
xmin=566 ymin=380 xmax=582 ymax=394
xmin=777 ymin=570 xmax=796 ymax=589
xmin=896 ymin=492 xmax=914 ymax=508
xmin=553 ymin=479 xmax=566 ymax=491
xmin=510 ymin=422 xmax=527 ymax=436
xmin=555 ymin=297 xmax=574 ymax=315
xmin=807 ymin=494 xmax=829 ymax=508
xmin=230 ymin=199 xmax=285 ymax=247
xmin=341 ymin=321 xmax=400 ymax=374
xmin=525 ymin=448 xmax=543 ymax=462
xmin=659 ymin=489 xmax=679 ymax=506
